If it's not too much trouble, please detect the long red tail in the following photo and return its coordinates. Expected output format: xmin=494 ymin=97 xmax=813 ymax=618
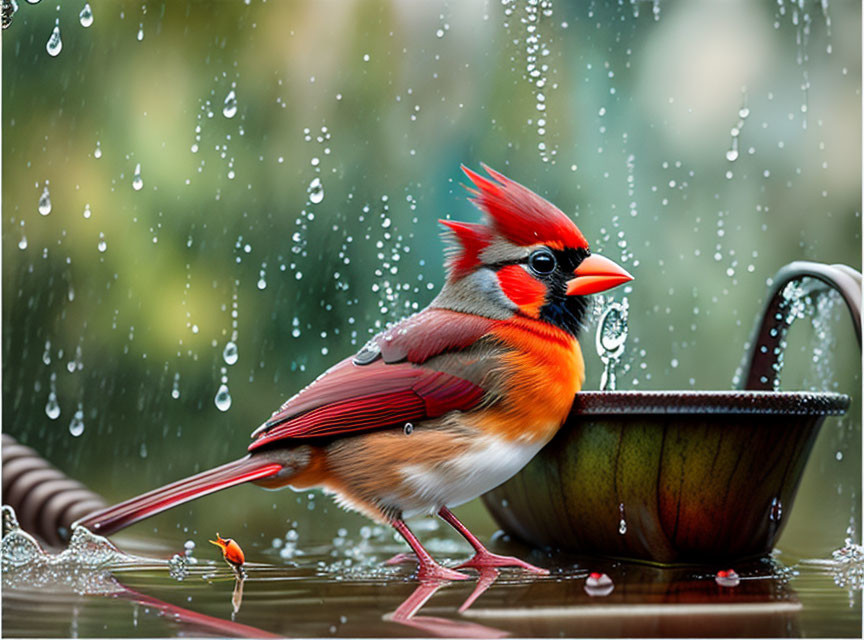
xmin=73 ymin=455 xmax=284 ymax=536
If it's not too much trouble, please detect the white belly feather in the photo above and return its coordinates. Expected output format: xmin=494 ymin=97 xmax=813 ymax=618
xmin=397 ymin=435 xmax=546 ymax=518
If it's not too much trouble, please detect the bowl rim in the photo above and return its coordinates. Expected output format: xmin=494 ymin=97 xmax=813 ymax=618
xmin=570 ymin=390 xmax=850 ymax=416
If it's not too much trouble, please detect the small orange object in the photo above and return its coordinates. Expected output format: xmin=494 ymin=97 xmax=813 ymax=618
xmin=209 ymin=533 xmax=245 ymax=568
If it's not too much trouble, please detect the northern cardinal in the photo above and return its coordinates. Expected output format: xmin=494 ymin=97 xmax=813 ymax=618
xmin=75 ymin=165 xmax=632 ymax=580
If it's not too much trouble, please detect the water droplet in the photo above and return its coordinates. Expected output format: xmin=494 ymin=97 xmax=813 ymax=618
xmin=585 ymin=572 xmax=614 ymax=597
xmin=222 ymin=90 xmax=237 ymax=118
xmin=307 ymin=177 xmax=324 ymax=204
xmin=403 ymin=422 xmax=414 ymax=435
xmin=83 ymin=203 xmax=91 ymax=218
xmin=93 ymin=141 xmax=102 ymax=158
xmin=257 ymin=276 xmax=267 ymax=290
xmin=18 ymin=236 xmax=27 ymax=250
xmin=435 ymin=28 xmax=444 ymax=38
xmin=596 ymin=300 xmax=629 ymax=391
xmin=132 ymin=163 xmax=143 ymax=190
xmin=726 ymin=149 xmax=739 ymax=162
xmin=79 ymin=3 xmax=93 ymax=27
xmin=38 ymin=186 xmax=52 ymax=215
xmin=46 ymin=19 xmax=62 ymax=57
xmin=215 ymin=384 xmax=232 ymax=411
xmin=715 ymin=569 xmax=740 ymax=588
xmin=69 ymin=408 xmax=84 ymax=437
xmin=136 ymin=23 xmax=143 ymax=41
xmin=45 ymin=392 xmax=60 ymax=420
xmin=223 ymin=341 xmax=239 ymax=366
xmin=738 ymin=107 xmax=750 ymax=119
xmin=97 ymin=232 xmax=107 ymax=253
xmin=618 ymin=519 xmax=627 ymax=534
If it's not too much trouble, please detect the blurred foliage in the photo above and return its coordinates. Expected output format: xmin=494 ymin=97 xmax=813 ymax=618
xmin=2 ymin=0 xmax=860 ymax=554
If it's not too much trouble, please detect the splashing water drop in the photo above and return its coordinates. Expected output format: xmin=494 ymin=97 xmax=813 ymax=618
xmin=132 ymin=163 xmax=143 ymax=191
xmin=215 ymin=384 xmax=232 ymax=412
xmin=69 ymin=407 xmax=84 ymax=437
xmin=46 ymin=19 xmax=62 ymax=57
xmin=38 ymin=186 xmax=52 ymax=215
xmin=79 ymin=3 xmax=93 ymax=27
xmin=222 ymin=90 xmax=238 ymax=118
xmin=222 ymin=341 xmax=239 ymax=366
xmin=307 ymin=177 xmax=324 ymax=204
xmin=596 ymin=299 xmax=629 ymax=391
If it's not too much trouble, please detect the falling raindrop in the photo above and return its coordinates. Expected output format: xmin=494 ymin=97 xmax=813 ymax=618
xmin=223 ymin=341 xmax=239 ymax=366
xmin=97 ymin=232 xmax=107 ymax=253
xmin=136 ymin=23 xmax=143 ymax=41
xmin=18 ymin=236 xmax=27 ymax=250
xmin=38 ymin=186 xmax=52 ymax=216
xmin=93 ymin=141 xmax=102 ymax=158
xmin=45 ymin=387 xmax=60 ymax=420
xmin=307 ymin=177 xmax=324 ymax=204
xmin=435 ymin=28 xmax=444 ymax=38
xmin=618 ymin=503 xmax=627 ymax=534
xmin=132 ymin=163 xmax=143 ymax=191
xmin=79 ymin=3 xmax=93 ymax=27
xmin=171 ymin=372 xmax=181 ymax=399
xmin=214 ymin=384 xmax=232 ymax=412
xmin=46 ymin=19 xmax=62 ymax=57
xmin=222 ymin=90 xmax=238 ymax=118
xmin=69 ymin=407 xmax=85 ymax=437
xmin=83 ymin=203 xmax=91 ymax=218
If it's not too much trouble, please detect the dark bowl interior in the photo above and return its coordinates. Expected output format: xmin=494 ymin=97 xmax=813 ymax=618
xmin=483 ymin=391 xmax=849 ymax=565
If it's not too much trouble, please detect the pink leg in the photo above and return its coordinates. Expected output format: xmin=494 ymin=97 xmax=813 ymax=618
xmin=391 ymin=519 xmax=469 ymax=581
xmin=438 ymin=507 xmax=549 ymax=575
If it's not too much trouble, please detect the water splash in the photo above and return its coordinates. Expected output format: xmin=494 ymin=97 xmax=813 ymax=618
xmin=595 ymin=299 xmax=629 ymax=391
xmin=38 ymin=185 xmax=52 ymax=215
xmin=46 ymin=19 xmax=62 ymax=57
xmin=79 ymin=3 xmax=93 ymax=27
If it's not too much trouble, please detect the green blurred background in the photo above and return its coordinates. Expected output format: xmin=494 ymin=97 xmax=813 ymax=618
xmin=2 ymin=0 xmax=860 ymax=559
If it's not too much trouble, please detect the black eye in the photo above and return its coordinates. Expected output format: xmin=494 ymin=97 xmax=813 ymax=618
xmin=528 ymin=250 xmax=556 ymax=275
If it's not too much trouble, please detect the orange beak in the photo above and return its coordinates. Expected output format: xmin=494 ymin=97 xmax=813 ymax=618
xmin=566 ymin=253 xmax=633 ymax=296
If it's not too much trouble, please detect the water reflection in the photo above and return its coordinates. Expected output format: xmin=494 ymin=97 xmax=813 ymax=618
xmin=2 ymin=518 xmax=861 ymax=638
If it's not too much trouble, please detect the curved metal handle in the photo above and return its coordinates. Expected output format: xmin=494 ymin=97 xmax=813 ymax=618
xmin=741 ymin=261 xmax=861 ymax=391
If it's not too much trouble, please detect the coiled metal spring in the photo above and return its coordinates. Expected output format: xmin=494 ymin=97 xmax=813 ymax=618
xmin=2 ymin=434 xmax=106 ymax=547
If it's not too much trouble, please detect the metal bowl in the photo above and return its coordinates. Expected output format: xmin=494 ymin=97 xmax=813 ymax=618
xmin=483 ymin=390 xmax=849 ymax=565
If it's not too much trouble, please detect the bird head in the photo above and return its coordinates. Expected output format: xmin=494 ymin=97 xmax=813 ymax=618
xmin=436 ymin=164 xmax=632 ymax=335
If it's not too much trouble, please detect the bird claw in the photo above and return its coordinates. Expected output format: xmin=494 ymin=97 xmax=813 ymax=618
xmin=455 ymin=551 xmax=549 ymax=575
xmin=384 ymin=552 xmax=417 ymax=566
xmin=417 ymin=562 xmax=471 ymax=582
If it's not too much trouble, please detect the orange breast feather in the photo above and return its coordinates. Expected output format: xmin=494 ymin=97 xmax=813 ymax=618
xmin=480 ymin=317 xmax=584 ymax=442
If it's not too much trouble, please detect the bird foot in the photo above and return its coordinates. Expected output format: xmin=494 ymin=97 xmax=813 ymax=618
xmin=384 ymin=552 xmax=469 ymax=581
xmin=417 ymin=561 xmax=471 ymax=582
xmin=455 ymin=550 xmax=549 ymax=575
xmin=384 ymin=552 xmax=417 ymax=566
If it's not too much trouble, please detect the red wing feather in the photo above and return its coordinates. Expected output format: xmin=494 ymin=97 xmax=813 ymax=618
xmin=249 ymin=308 xmax=493 ymax=450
